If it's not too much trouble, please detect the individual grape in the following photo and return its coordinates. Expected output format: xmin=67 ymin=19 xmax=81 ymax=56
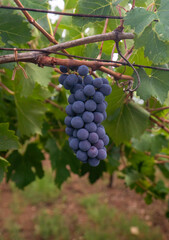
xmin=73 ymin=129 xmax=77 ymax=137
xmin=97 ymin=148 xmax=107 ymax=160
xmin=102 ymin=134 xmax=109 ymax=146
xmin=96 ymin=102 xmax=106 ymax=113
xmin=96 ymin=127 xmax=106 ymax=138
xmin=76 ymin=150 xmax=88 ymax=162
xmin=94 ymin=139 xmax=104 ymax=149
xmin=74 ymin=89 xmax=87 ymax=102
xmin=70 ymin=84 xmax=83 ymax=94
xmin=77 ymin=65 xmax=89 ymax=76
xmin=65 ymin=127 xmax=73 ymax=136
xmin=85 ymin=99 xmax=97 ymax=112
xmin=77 ymin=128 xmax=89 ymax=140
xmin=82 ymin=111 xmax=94 ymax=123
xmin=65 ymin=104 xmax=74 ymax=116
xmin=68 ymin=94 xmax=75 ymax=104
xmin=88 ymin=158 xmax=100 ymax=167
xmin=60 ymin=65 xmax=68 ymax=73
xmin=93 ymin=91 xmax=104 ymax=103
xmin=64 ymin=74 xmax=78 ymax=88
xmin=88 ymin=132 xmax=99 ymax=144
xmin=78 ymin=75 xmax=83 ymax=84
xmin=102 ymin=78 xmax=109 ymax=84
xmin=103 ymin=111 xmax=107 ymax=120
xmin=84 ymin=85 xmax=95 ymax=97
xmin=71 ymin=116 xmax=84 ymax=129
xmin=79 ymin=140 xmax=91 ymax=151
xmin=69 ymin=138 xmax=79 ymax=151
xmin=100 ymin=84 xmax=112 ymax=96
xmin=87 ymin=146 xmax=98 ymax=158
xmin=94 ymin=112 xmax=104 ymax=124
xmin=84 ymin=75 xmax=93 ymax=85
xmin=58 ymin=74 xmax=68 ymax=85
xmin=64 ymin=116 xmax=72 ymax=127
xmin=85 ymin=122 xmax=97 ymax=132
xmin=93 ymin=78 xmax=103 ymax=88
xmin=72 ymin=101 xmax=85 ymax=114
xmin=63 ymin=79 xmax=72 ymax=90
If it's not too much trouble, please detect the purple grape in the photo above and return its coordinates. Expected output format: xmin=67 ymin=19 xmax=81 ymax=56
xmin=100 ymin=84 xmax=112 ymax=96
xmin=77 ymin=128 xmax=89 ymax=140
xmin=85 ymin=122 xmax=97 ymax=132
xmin=94 ymin=112 xmax=104 ymax=123
xmin=94 ymin=139 xmax=104 ymax=149
xmin=65 ymin=104 xmax=74 ymax=116
xmin=58 ymin=74 xmax=68 ymax=85
xmin=93 ymin=78 xmax=103 ymax=88
xmin=84 ymin=85 xmax=95 ymax=97
xmin=96 ymin=102 xmax=106 ymax=113
xmin=97 ymin=148 xmax=107 ymax=160
xmin=65 ymin=127 xmax=73 ymax=136
xmin=69 ymin=138 xmax=79 ymax=151
xmin=64 ymin=116 xmax=72 ymax=127
xmin=64 ymin=74 xmax=78 ymax=88
xmin=78 ymin=75 xmax=83 ymax=84
xmin=85 ymin=99 xmax=97 ymax=112
xmin=60 ymin=65 xmax=68 ymax=73
xmin=87 ymin=146 xmax=98 ymax=158
xmin=77 ymin=65 xmax=89 ymax=76
xmin=71 ymin=116 xmax=84 ymax=129
xmin=88 ymin=158 xmax=100 ymax=167
xmin=68 ymin=94 xmax=75 ymax=104
xmin=96 ymin=127 xmax=106 ymax=138
xmin=88 ymin=132 xmax=99 ymax=144
xmin=84 ymin=75 xmax=93 ymax=85
xmin=79 ymin=140 xmax=91 ymax=151
xmin=102 ymin=134 xmax=109 ymax=146
xmin=72 ymin=101 xmax=85 ymax=114
xmin=74 ymin=89 xmax=87 ymax=102
xmin=82 ymin=111 xmax=94 ymax=123
xmin=70 ymin=84 xmax=83 ymax=94
xmin=76 ymin=150 xmax=88 ymax=162
xmin=102 ymin=78 xmax=109 ymax=84
xmin=93 ymin=91 xmax=104 ymax=103
xmin=103 ymin=111 xmax=107 ymax=120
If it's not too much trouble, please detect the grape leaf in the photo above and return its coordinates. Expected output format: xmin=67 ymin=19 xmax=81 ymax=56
xmin=134 ymin=68 xmax=169 ymax=104
xmin=6 ymin=143 xmax=44 ymax=189
xmin=124 ymin=8 xmax=156 ymax=35
xmin=105 ymin=87 xmax=149 ymax=144
xmin=14 ymin=95 xmax=46 ymax=137
xmin=0 ymin=123 xmax=19 ymax=151
xmin=155 ymin=0 xmax=169 ymax=41
xmin=0 ymin=156 xmax=10 ymax=182
xmin=0 ymin=10 xmax=32 ymax=45
xmin=46 ymin=138 xmax=81 ymax=188
xmin=72 ymin=0 xmax=119 ymax=27
xmin=135 ymin=25 xmax=169 ymax=64
xmin=132 ymin=133 xmax=168 ymax=156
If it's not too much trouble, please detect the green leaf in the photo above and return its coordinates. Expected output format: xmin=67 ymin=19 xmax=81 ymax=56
xmin=134 ymin=68 xmax=169 ymax=104
xmin=144 ymin=194 xmax=153 ymax=204
xmin=46 ymin=139 xmax=80 ymax=188
xmin=128 ymin=152 xmax=155 ymax=179
xmin=155 ymin=0 xmax=169 ymax=41
xmin=14 ymin=95 xmax=46 ymax=137
xmin=153 ymin=180 xmax=169 ymax=198
xmin=105 ymin=92 xmax=150 ymax=145
xmin=72 ymin=0 xmax=119 ymax=27
xmin=125 ymin=169 xmax=141 ymax=186
xmin=0 ymin=10 xmax=32 ymax=45
xmin=7 ymin=143 xmax=44 ymax=189
xmin=65 ymin=0 xmax=78 ymax=9
xmin=135 ymin=25 xmax=169 ymax=64
xmin=0 ymin=123 xmax=19 ymax=151
xmin=124 ymin=8 xmax=156 ymax=35
xmin=132 ymin=132 xmax=168 ymax=156
xmin=0 ymin=156 xmax=10 ymax=182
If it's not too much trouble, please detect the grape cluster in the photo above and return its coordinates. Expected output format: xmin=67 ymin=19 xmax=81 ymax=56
xmin=59 ymin=65 xmax=112 ymax=167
